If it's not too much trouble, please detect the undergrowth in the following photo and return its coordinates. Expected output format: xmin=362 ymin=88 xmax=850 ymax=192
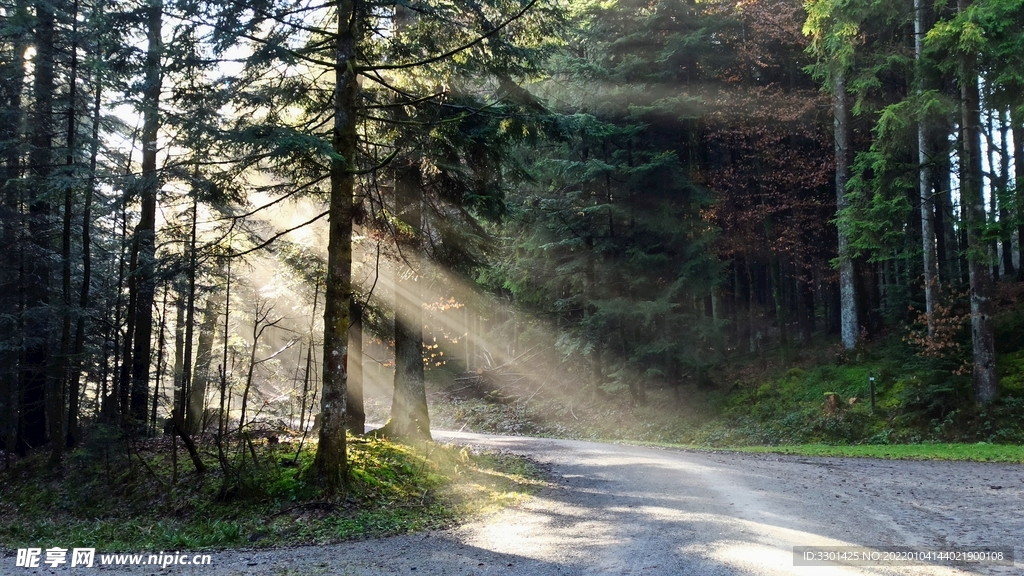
xmin=0 ymin=431 xmax=545 ymax=552
xmin=428 ymin=296 xmax=1024 ymax=453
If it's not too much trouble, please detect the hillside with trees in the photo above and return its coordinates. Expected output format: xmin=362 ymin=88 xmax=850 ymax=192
xmin=2 ymin=0 xmax=1024 ymax=552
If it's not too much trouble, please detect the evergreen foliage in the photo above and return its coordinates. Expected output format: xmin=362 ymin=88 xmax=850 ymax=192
xmin=1 ymin=0 xmax=1023 ymax=497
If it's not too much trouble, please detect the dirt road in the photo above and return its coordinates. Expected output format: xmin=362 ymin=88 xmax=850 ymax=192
xmin=23 ymin=431 xmax=1024 ymax=575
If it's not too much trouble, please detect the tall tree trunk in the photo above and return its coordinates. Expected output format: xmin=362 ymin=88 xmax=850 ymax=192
xmin=22 ymin=0 xmax=58 ymax=453
xmin=1014 ymin=107 xmax=1024 ymax=280
xmin=770 ymin=254 xmax=787 ymax=347
xmin=797 ymin=273 xmax=815 ymax=341
xmin=129 ymin=0 xmax=163 ymax=425
xmin=56 ymin=0 xmax=82 ymax=455
xmin=386 ymin=160 xmax=430 ymax=441
xmin=313 ymin=0 xmax=358 ymax=493
xmin=67 ymin=23 xmax=103 ymax=447
xmin=120 ymin=242 xmax=137 ymax=419
xmin=996 ymin=108 xmax=1014 ymax=276
xmin=958 ymin=0 xmax=998 ymax=404
xmin=107 ymin=201 xmax=130 ymax=420
xmin=172 ymin=292 xmax=185 ymax=421
xmin=933 ymin=137 xmax=959 ymax=285
xmin=178 ymin=194 xmax=198 ymax=435
xmin=746 ymin=256 xmax=757 ymax=353
xmin=346 ymin=298 xmax=364 ymax=435
xmin=187 ymin=287 xmax=220 ymax=434
xmin=985 ymin=108 xmax=1000 ymax=280
xmin=238 ymin=302 xmax=262 ymax=434
xmin=915 ymin=0 xmax=938 ymax=338
xmin=834 ymin=69 xmax=858 ymax=349
xmin=152 ymin=288 xmax=168 ymax=433
xmin=218 ymin=255 xmax=231 ymax=441
xmin=300 ymin=280 xmax=318 ymax=434
xmin=1 ymin=0 xmax=30 ymax=462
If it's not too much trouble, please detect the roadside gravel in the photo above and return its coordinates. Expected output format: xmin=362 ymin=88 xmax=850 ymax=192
xmin=14 ymin=431 xmax=1023 ymax=575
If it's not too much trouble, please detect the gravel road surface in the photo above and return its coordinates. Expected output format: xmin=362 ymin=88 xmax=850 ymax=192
xmin=12 ymin=431 xmax=1023 ymax=575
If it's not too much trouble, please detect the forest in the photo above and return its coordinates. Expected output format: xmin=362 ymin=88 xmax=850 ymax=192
xmin=2 ymin=0 xmax=1024 ymax=549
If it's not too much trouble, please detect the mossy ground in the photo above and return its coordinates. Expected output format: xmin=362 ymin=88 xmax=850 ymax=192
xmin=0 ymin=430 xmax=546 ymax=552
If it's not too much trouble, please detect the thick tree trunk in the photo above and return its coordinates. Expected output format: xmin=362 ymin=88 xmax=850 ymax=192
xmin=958 ymin=0 xmax=998 ymax=404
xmin=834 ymin=70 xmax=858 ymax=349
xmin=386 ymin=160 xmax=430 ymax=441
xmin=22 ymin=0 xmax=57 ymax=454
xmin=1 ymin=0 xmax=29 ymax=462
xmin=129 ymin=0 xmax=163 ymax=425
xmin=313 ymin=0 xmax=358 ymax=493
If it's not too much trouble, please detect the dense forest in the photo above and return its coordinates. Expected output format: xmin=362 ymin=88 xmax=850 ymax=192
xmin=2 ymin=0 xmax=1023 ymax=493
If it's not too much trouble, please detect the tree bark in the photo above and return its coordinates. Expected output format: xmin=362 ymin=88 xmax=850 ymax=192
xmin=0 ymin=0 xmax=29 ymax=459
xmin=985 ymin=108 xmax=1000 ymax=280
xmin=933 ymin=136 xmax=959 ymax=285
xmin=1 ymin=0 xmax=30 ymax=462
xmin=300 ymin=280 xmax=318 ymax=434
xmin=187 ymin=288 xmax=220 ymax=434
xmin=152 ymin=289 xmax=168 ymax=433
xmin=313 ymin=0 xmax=359 ymax=493
xmin=22 ymin=0 xmax=57 ymax=454
xmin=129 ymin=0 xmax=163 ymax=425
xmin=1014 ymin=107 xmax=1024 ymax=279
xmin=385 ymin=160 xmax=430 ymax=441
xmin=996 ymin=108 xmax=1014 ymax=276
xmin=958 ymin=0 xmax=998 ymax=404
xmin=915 ymin=0 xmax=938 ymax=338
xmin=67 ymin=22 xmax=103 ymax=447
xmin=346 ymin=298 xmax=364 ymax=435
xmin=178 ymin=194 xmax=198 ymax=435
xmin=834 ymin=69 xmax=858 ymax=350
xmin=172 ymin=291 xmax=185 ymax=424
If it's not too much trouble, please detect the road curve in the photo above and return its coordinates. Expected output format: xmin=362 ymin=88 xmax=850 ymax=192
xmin=40 ymin=432 xmax=1024 ymax=575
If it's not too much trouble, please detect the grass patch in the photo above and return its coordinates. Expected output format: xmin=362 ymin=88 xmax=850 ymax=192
xmin=0 ymin=428 xmax=546 ymax=553
xmin=722 ymin=442 xmax=1024 ymax=463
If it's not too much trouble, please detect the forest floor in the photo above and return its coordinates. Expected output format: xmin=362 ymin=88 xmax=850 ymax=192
xmin=34 ymin=430 xmax=1022 ymax=575
xmin=0 ymin=432 xmax=545 ymax=556
xmin=421 ymin=325 xmax=1024 ymax=452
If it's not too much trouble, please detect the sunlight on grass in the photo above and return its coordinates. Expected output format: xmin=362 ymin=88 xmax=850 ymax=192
xmin=0 ymin=434 xmax=546 ymax=552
